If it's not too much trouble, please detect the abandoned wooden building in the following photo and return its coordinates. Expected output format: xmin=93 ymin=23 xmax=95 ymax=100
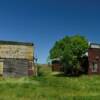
xmin=88 ymin=43 xmax=100 ymax=74
xmin=51 ymin=43 xmax=100 ymax=75
xmin=0 ymin=40 xmax=35 ymax=77
xmin=51 ymin=58 xmax=62 ymax=72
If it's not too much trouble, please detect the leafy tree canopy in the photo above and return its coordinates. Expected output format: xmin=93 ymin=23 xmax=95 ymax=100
xmin=49 ymin=35 xmax=89 ymax=70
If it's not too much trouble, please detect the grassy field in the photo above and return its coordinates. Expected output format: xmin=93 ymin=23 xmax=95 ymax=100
xmin=0 ymin=66 xmax=100 ymax=100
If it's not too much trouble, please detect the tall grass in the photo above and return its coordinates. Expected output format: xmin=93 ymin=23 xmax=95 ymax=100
xmin=0 ymin=66 xmax=100 ymax=100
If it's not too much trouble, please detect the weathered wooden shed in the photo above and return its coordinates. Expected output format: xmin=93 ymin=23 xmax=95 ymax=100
xmin=0 ymin=40 xmax=35 ymax=77
xmin=88 ymin=43 xmax=100 ymax=74
xmin=51 ymin=58 xmax=63 ymax=72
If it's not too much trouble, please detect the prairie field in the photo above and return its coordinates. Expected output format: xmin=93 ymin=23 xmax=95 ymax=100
xmin=0 ymin=66 xmax=100 ymax=100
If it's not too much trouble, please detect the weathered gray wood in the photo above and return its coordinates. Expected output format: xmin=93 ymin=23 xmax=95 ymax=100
xmin=3 ymin=58 xmax=31 ymax=77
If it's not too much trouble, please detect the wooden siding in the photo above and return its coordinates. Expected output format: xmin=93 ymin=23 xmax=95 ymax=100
xmin=0 ymin=41 xmax=34 ymax=77
xmin=0 ymin=45 xmax=33 ymax=60
xmin=2 ymin=58 xmax=33 ymax=77
xmin=51 ymin=60 xmax=62 ymax=72
xmin=88 ymin=48 xmax=100 ymax=74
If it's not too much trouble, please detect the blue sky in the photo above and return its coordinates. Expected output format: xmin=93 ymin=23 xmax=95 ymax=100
xmin=0 ymin=0 xmax=100 ymax=63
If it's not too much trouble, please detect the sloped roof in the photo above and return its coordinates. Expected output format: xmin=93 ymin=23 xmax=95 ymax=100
xmin=90 ymin=43 xmax=100 ymax=49
xmin=0 ymin=40 xmax=34 ymax=46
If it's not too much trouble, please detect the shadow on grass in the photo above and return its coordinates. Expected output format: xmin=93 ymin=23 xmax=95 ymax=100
xmin=53 ymin=73 xmax=66 ymax=77
xmin=53 ymin=72 xmax=82 ymax=78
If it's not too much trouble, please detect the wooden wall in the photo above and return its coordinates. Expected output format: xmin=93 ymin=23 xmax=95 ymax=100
xmin=88 ymin=48 xmax=100 ymax=74
xmin=0 ymin=43 xmax=34 ymax=77
xmin=0 ymin=45 xmax=33 ymax=60
xmin=3 ymin=59 xmax=29 ymax=77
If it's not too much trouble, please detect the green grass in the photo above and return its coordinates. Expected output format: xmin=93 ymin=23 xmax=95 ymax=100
xmin=0 ymin=66 xmax=100 ymax=100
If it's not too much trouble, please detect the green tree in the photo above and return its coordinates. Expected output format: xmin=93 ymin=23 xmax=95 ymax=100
xmin=49 ymin=35 xmax=89 ymax=75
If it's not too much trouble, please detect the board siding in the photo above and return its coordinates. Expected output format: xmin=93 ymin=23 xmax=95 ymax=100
xmin=0 ymin=45 xmax=33 ymax=60
xmin=3 ymin=59 xmax=29 ymax=77
xmin=88 ymin=48 xmax=100 ymax=74
xmin=0 ymin=42 xmax=34 ymax=77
